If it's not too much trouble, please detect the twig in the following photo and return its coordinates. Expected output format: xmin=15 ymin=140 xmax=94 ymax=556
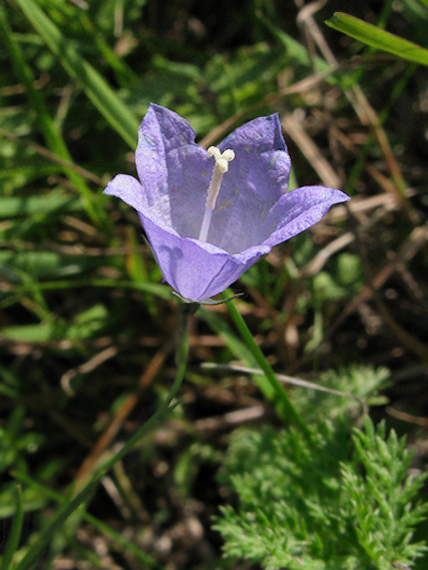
xmin=386 ymin=407 xmax=428 ymax=427
xmin=75 ymin=340 xmax=174 ymax=484
xmin=336 ymin=221 xmax=428 ymax=328
xmin=202 ymin=362 xmax=365 ymax=413
xmin=281 ymin=113 xmax=341 ymax=188
xmin=199 ymin=55 xmax=398 ymax=148
xmin=61 ymin=346 xmax=118 ymax=395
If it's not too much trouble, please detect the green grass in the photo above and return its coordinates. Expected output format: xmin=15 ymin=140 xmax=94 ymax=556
xmin=1 ymin=1 xmax=428 ymax=569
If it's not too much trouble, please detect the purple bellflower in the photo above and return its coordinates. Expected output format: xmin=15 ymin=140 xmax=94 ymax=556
xmin=105 ymin=104 xmax=349 ymax=302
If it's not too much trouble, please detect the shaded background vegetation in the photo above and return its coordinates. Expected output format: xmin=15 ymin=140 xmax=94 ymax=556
xmin=1 ymin=0 xmax=428 ymax=568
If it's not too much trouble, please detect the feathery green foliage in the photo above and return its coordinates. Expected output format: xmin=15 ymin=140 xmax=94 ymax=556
xmin=2 ymin=0 xmax=428 ymax=567
xmin=216 ymin=418 xmax=428 ymax=569
xmin=293 ymin=365 xmax=390 ymax=422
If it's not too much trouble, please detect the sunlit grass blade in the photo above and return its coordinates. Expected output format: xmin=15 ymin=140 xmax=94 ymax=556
xmin=1 ymin=278 xmax=169 ymax=325
xmin=0 ymin=127 xmax=104 ymax=186
xmin=325 ymin=12 xmax=428 ymax=66
xmin=0 ymin=192 xmax=81 ymax=219
xmin=257 ymin=9 xmax=331 ymax=71
xmin=200 ymin=294 xmax=311 ymax=439
xmin=15 ymin=0 xmax=140 ymax=148
xmin=1 ymin=486 xmax=24 ymax=570
xmin=220 ymin=292 xmax=311 ymax=438
xmin=199 ymin=305 xmax=286 ymax=412
xmin=77 ymin=11 xmax=139 ymax=88
xmin=11 ymin=278 xmax=171 ymax=299
xmin=0 ymin=6 xmax=99 ymax=223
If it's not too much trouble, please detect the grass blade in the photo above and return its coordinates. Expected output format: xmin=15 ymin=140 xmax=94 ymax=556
xmin=14 ymin=479 xmax=99 ymax=570
xmin=258 ymin=9 xmax=331 ymax=72
xmin=325 ymin=12 xmax=428 ymax=66
xmin=0 ymin=6 xmax=99 ymax=223
xmin=15 ymin=0 xmax=140 ymax=148
xmin=12 ymin=472 xmax=164 ymax=569
xmin=1 ymin=486 xmax=24 ymax=570
xmin=220 ymin=292 xmax=311 ymax=438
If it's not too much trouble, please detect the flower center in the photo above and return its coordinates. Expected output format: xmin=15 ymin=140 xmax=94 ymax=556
xmin=198 ymin=146 xmax=235 ymax=242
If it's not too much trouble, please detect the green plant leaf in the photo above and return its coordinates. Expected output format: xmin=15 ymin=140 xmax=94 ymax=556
xmin=325 ymin=12 xmax=428 ymax=66
xmin=1 ymin=486 xmax=24 ymax=570
xmin=15 ymin=0 xmax=139 ymax=148
xmin=0 ymin=192 xmax=81 ymax=219
xmin=14 ymin=478 xmax=100 ymax=570
xmin=0 ymin=305 xmax=108 ymax=343
xmin=215 ymin=418 xmax=428 ymax=568
xmin=0 ymin=6 xmax=99 ymax=223
xmin=12 ymin=471 xmax=164 ymax=569
xmin=257 ymin=10 xmax=331 ymax=71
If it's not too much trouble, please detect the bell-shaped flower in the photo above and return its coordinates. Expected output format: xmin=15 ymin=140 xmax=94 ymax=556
xmin=104 ymin=104 xmax=349 ymax=302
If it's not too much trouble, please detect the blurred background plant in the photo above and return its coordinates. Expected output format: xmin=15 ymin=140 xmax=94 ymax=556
xmin=2 ymin=0 xmax=428 ymax=568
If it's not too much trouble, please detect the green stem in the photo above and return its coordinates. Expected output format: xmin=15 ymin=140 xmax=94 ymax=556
xmin=15 ymin=310 xmax=190 ymax=570
xmin=221 ymin=291 xmax=311 ymax=439
xmin=99 ymin=308 xmax=189 ymax=474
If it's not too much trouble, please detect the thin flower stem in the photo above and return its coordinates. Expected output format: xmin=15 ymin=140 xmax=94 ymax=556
xmin=15 ymin=311 xmax=190 ymax=570
xmin=98 ymin=309 xmax=190 ymax=474
xmin=221 ymin=290 xmax=311 ymax=440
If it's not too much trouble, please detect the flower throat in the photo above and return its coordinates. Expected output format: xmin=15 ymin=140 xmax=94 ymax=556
xmin=198 ymin=146 xmax=235 ymax=242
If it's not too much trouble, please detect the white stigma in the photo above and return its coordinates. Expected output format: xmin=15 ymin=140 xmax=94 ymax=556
xmin=198 ymin=146 xmax=235 ymax=242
